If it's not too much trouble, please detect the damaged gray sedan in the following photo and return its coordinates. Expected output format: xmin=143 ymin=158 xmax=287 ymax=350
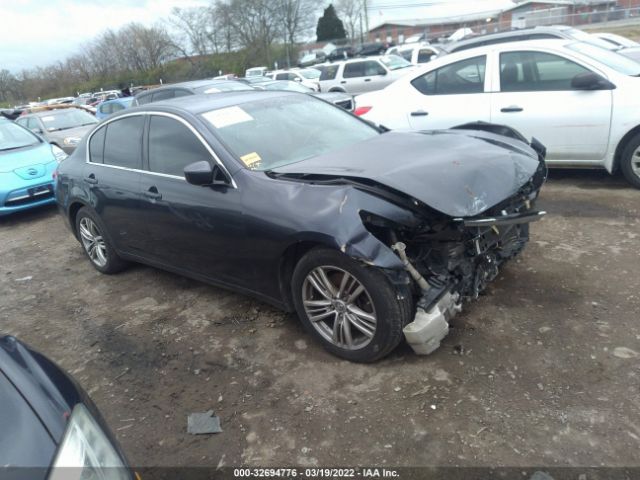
xmin=55 ymin=91 xmax=546 ymax=362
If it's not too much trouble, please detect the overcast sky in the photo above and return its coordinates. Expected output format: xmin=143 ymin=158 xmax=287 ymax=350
xmin=0 ymin=0 xmax=207 ymax=72
xmin=1 ymin=0 xmax=486 ymax=73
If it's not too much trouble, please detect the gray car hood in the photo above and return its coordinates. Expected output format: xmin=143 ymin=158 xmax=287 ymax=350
xmin=272 ymin=130 xmax=542 ymax=218
xmin=47 ymin=124 xmax=94 ymax=143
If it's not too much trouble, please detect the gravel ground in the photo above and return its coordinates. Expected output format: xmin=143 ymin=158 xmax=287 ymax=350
xmin=1 ymin=169 xmax=639 ymax=469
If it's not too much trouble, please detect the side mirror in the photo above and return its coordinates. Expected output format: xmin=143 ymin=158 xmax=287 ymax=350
xmin=184 ymin=161 xmax=231 ymax=187
xmin=571 ymin=71 xmax=615 ymax=90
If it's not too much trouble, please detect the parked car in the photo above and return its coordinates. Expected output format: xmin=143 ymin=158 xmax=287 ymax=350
xmin=95 ymin=97 xmax=134 ymax=120
xmin=245 ymin=66 xmax=268 ymax=77
xmin=355 ymin=39 xmax=640 ymax=188
xmin=267 ymin=69 xmax=321 ymax=91
xmin=0 ymin=335 xmax=134 ymax=478
xmin=0 ymin=118 xmax=65 ymax=216
xmin=327 ymin=46 xmax=355 ymax=61
xmin=592 ymin=32 xmax=640 ymax=49
xmin=55 ymin=91 xmax=546 ymax=362
xmin=255 ymin=80 xmax=355 ymax=110
xmin=316 ymin=55 xmax=415 ymax=94
xmin=386 ymin=43 xmax=441 ymax=64
xmin=133 ymin=80 xmax=253 ymax=105
xmin=15 ymin=107 xmax=97 ymax=154
xmin=439 ymin=25 xmax=619 ymax=55
xmin=356 ymin=42 xmax=394 ymax=56
xmin=298 ymin=51 xmax=326 ymax=67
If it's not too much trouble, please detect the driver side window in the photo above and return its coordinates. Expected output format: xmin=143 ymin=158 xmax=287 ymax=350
xmin=411 ymin=55 xmax=486 ymax=95
xmin=148 ymin=116 xmax=212 ymax=177
xmin=500 ymin=51 xmax=591 ymax=92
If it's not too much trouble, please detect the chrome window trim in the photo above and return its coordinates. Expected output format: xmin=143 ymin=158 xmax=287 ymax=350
xmin=85 ymin=111 xmax=238 ymax=188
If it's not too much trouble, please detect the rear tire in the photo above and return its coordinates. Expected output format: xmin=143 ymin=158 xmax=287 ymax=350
xmin=291 ymin=247 xmax=413 ymax=362
xmin=75 ymin=207 xmax=127 ymax=274
xmin=620 ymin=133 xmax=640 ymax=189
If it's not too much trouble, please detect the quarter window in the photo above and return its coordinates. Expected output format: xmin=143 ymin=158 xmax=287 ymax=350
xmin=89 ymin=127 xmax=106 ymax=164
xmin=500 ymin=51 xmax=591 ymax=92
xmin=103 ymin=116 xmax=144 ymax=169
xmin=411 ymin=55 xmax=486 ymax=95
xmin=148 ymin=116 xmax=211 ymax=177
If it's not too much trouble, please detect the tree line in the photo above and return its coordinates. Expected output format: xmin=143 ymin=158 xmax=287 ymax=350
xmin=0 ymin=0 xmax=363 ymax=106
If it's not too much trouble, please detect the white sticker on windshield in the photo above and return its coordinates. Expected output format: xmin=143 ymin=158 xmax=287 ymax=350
xmin=203 ymin=106 xmax=253 ymax=129
xmin=41 ymin=116 xmax=55 ymax=122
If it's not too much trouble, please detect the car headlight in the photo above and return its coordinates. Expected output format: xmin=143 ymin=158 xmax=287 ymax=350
xmin=48 ymin=404 xmax=132 ymax=480
xmin=63 ymin=137 xmax=81 ymax=146
xmin=52 ymin=145 xmax=68 ymax=162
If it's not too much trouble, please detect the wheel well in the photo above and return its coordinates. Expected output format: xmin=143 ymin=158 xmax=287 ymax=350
xmin=68 ymin=202 xmax=86 ymax=238
xmin=329 ymin=87 xmax=346 ymax=93
xmin=278 ymin=241 xmax=325 ymax=311
xmin=613 ymin=125 xmax=640 ymax=172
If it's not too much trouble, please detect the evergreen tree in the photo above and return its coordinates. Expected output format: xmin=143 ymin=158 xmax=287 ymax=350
xmin=316 ymin=4 xmax=347 ymax=42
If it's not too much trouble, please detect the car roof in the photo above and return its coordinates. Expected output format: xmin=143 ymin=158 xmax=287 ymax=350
xmin=136 ymin=79 xmax=240 ymax=96
xmin=125 ymin=90 xmax=297 ymax=116
xmin=443 ymin=26 xmax=572 ymax=52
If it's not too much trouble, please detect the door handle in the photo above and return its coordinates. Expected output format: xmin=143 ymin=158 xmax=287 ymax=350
xmin=340 ymin=81 xmax=346 ymax=84
xmin=144 ymin=187 xmax=162 ymax=200
xmin=410 ymin=110 xmax=429 ymax=117
xmin=364 ymin=78 xmax=371 ymax=82
xmin=83 ymin=174 xmax=98 ymax=185
xmin=501 ymin=106 xmax=523 ymax=113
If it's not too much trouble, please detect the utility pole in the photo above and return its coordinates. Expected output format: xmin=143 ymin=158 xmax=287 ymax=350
xmin=363 ymin=0 xmax=369 ymax=40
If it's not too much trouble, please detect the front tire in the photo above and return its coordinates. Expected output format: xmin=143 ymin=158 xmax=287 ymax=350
xmin=620 ymin=134 xmax=640 ymax=189
xmin=291 ymin=248 xmax=412 ymax=362
xmin=75 ymin=207 xmax=127 ymax=274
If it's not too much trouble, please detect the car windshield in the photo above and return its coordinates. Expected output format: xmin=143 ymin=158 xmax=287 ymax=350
xmin=197 ymin=82 xmax=254 ymax=93
xmin=202 ymin=95 xmax=378 ymax=171
xmin=566 ymin=42 xmax=640 ymax=76
xmin=0 ymin=121 xmax=40 ymax=151
xmin=39 ymin=109 xmax=97 ymax=131
xmin=263 ymin=81 xmax=311 ymax=93
xmin=299 ymin=69 xmax=321 ymax=79
xmin=380 ymin=55 xmax=412 ymax=70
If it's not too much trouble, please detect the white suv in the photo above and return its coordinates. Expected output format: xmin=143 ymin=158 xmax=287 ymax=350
xmin=316 ymin=55 xmax=416 ymax=94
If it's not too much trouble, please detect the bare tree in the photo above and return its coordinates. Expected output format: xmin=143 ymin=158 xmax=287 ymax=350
xmin=336 ymin=0 xmax=363 ymax=42
xmin=274 ymin=0 xmax=316 ymax=67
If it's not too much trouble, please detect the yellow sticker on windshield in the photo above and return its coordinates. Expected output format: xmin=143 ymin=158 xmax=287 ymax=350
xmin=240 ymin=152 xmax=262 ymax=169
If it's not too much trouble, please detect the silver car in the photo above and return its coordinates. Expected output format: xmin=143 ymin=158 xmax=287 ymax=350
xmin=316 ymin=55 xmax=416 ymax=94
xmin=16 ymin=108 xmax=98 ymax=154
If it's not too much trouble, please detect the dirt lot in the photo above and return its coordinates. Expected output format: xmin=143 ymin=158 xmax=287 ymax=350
xmin=1 ymin=170 xmax=639 ymax=469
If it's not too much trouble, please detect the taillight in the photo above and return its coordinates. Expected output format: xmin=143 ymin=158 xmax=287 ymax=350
xmin=354 ymin=106 xmax=372 ymax=116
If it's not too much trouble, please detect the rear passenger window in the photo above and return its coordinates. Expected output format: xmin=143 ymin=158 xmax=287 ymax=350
xmin=343 ymin=62 xmax=365 ymax=78
xmin=148 ymin=116 xmax=211 ymax=177
xmin=417 ymin=48 xmax=436 ymax=63
xmin=135 ymin=93 xmax=152 ymax=105
xmin=89 ymin=127 xmax=106 ymax=164
xmin=103 ymin=116 xmax=144 ymax=169
xmin=319 ymin=65 xmax=339 ymax=80
xmin=152 ymin=90 xmax=174 ymax=102
xmin=411 ymin=55 xmax=486 ymax=95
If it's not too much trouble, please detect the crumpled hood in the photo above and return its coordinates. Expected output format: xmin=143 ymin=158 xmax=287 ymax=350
xmin=272 ymin=130 xmax=542 ymax=217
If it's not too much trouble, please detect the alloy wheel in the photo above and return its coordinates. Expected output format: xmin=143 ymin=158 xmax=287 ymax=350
xmin=301 ymin=266 xmax=377 ymax=350
xmin=79 ymin=217 xmax=108 ymax=268
xmin=632 ymin=146 xmax=640 ymax=179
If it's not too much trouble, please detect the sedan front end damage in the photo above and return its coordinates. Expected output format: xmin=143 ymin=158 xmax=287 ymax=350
xmin=275 ymin=124 xmax=547 ymax=356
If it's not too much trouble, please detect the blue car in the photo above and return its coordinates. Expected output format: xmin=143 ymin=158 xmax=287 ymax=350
xmin=0 ymin=118 xmax=66 ymax=216
xmin=95 ymin=97 xmax=134 ymax=120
